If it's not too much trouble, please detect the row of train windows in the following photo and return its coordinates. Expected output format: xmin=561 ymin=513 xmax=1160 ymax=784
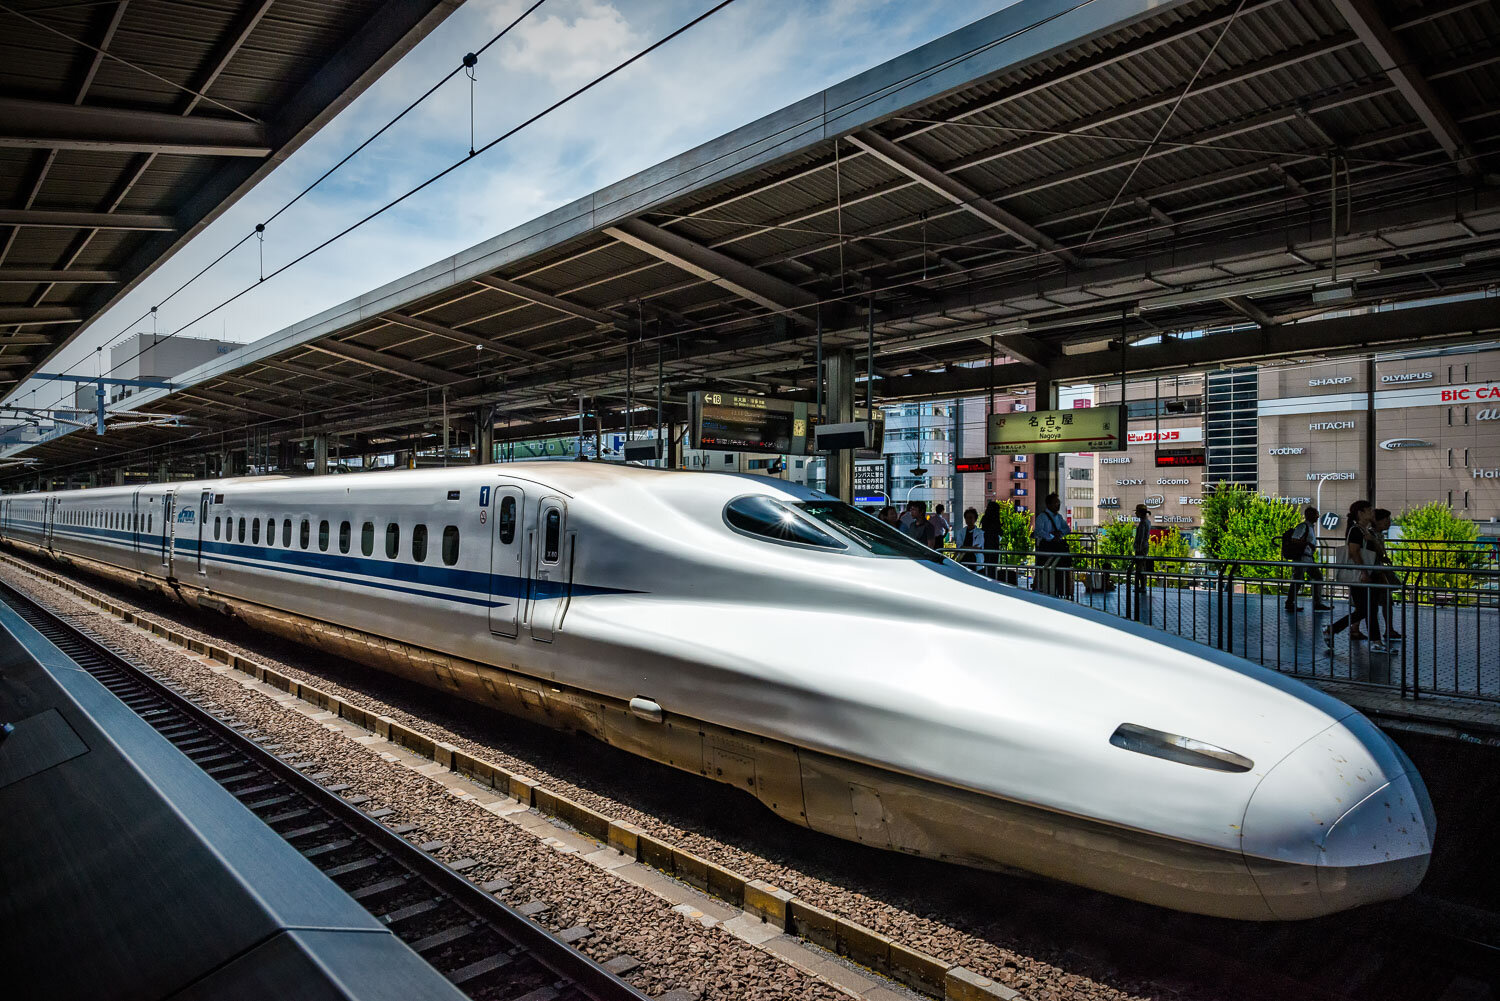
xmin=212 ymin=515 xmax=460 ymax=566
xmin=59 ymin=509 xmax=152 ymax=533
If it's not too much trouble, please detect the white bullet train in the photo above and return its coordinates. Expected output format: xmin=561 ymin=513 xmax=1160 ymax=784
xmin=0 ymin=463 xmax=1433 ymax=919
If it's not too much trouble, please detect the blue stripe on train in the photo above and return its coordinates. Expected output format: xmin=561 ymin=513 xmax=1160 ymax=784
xmin=7 ymin=519 xmax=632 ymax=606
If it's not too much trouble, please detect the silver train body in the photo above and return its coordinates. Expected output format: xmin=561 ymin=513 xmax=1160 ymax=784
xmin=0 ymin=464 xmax=1434 ymax=919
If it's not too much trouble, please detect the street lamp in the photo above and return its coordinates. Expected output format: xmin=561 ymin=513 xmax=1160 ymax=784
xmin=1314 ymin=471 xmax=1342 ymax=522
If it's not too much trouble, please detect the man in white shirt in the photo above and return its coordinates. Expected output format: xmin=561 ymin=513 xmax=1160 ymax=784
xmin=1286 ymin=505 xmax=1333 ymax=613
xmin=930 ymin=504 xmax=951 ymax=547
xmin=1034 ymin=493 xmax=1071 ymax=596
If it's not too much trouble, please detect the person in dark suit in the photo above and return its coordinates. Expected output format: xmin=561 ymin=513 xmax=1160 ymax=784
xmin=1133 ymin=503 xmax=1152 ymax=592
xmin=956 ymin=507 xmax=981 ymax=569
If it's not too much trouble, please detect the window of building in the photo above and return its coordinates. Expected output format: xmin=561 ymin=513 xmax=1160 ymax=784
xmin=499 ymin=497 xmax=516 ymax=544
xmin=361 ymin=521 xmax=374 ymax=556
xmin=543 ymin=509 xmax=561 ymax=562
xmin=723 ymin=454 xmax=734 ymax=465
xmin=338 ymin=521 xmax=351 ymax=554
xmin=411 ymin=524 xmax=428 ymax=563
xmin=318 ymin=520 xmax=330 ymax=552
xmin=385 ymin=523 xmax=399 ymax=559
xmin=282 ymin=518 xmax=291 ymax=547
xmin=237 ymin=517 xmax=246 ymax=543
xmin=300 ymin=519 xmax=310 ymax=549
xmin=251 ymin=518 xmax=261 ymax=545
xmin=442 ymin=526 xmax=459 ymax=565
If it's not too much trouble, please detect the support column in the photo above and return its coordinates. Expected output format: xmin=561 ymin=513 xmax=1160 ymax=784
xmin=473 ymin=410 xmax=494 ymax=464
xmin=156 ymin=459 xmax=169 ymax=483
xmin=1365 ymin=355 xmax=1377 ymax=505
xmin=1032 ymin=373 xmax=1058 ymax=516
xmin=313 ymin=434 xmax=329 ymax=476
xmin=824 ymin=350 xmax=856 ymax=503
xmin=113 ymin=468 xmax=125 ymax=486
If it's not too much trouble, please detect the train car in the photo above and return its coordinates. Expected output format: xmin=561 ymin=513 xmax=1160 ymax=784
xmin=0 ymin=464 xmax=1435 ymax=920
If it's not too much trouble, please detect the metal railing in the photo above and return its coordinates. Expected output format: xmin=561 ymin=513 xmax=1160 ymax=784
xmin=951 ymin=546 xmax=1500 ymax=703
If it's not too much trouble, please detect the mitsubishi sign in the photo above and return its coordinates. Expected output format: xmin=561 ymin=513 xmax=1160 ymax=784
xmin=1379 ymin=438 xmax=1433 ymax=450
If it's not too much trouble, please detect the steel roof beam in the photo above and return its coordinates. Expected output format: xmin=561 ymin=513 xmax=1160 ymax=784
xmin=848 ymin=131 xmax=1081 ymax=267
xmin=604 ymin=219 xmax=819 ymax=324
xmin=0 ymin=209 xmax=176 ymax=231
xmin=177 ymin=387 xmax=301 ymax=419
xmin=1221 ymin=296 xmax=1278 ymax=328
xmin=0 ymin=97 xmax=272 ymax=156
xmin=471 ymin=277 xmax=623 ymax=331
xmin=256 ymin=358 xmax=380 ymax=392
xmin=382 ymin=311 xmax=550 ymax=364
xmin=0 ymin=306 xmax=84 ymax=325
xmin=0 ymin=269 xmax=121 ymax=284
xmin=310 ymin=340 xmax=464 ymax=386
xmin=1329 ymin=0 xmax=1475 ymax=177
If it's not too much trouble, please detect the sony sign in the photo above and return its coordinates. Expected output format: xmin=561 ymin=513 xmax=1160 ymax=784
xmin=1310 ymin=421 xmax=1356 ymax=431
xmin=1309 ymin=376 xmax=1353 ymax=387
xmin=1267 ymin=447 xmax=1305 ymax=455
xmin=1116 ymin=477 xmax=1145 ymax=486
xmin=1379 ymin=438 xmax=1433 ymax=450
xmin=1381 ymin=371 xmax=1433 ymax=384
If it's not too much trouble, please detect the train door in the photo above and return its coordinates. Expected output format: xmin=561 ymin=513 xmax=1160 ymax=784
xmin=44 ymin=496 xmax=57 ymax=550
xmin=528 ymin=498 xmax=570 ymax=643
xmin=130 ymin=491 xmax=140 ymax=554
xmin=160 ymin=491 xmax=175 ymax=575
xmin=488 ymin=486 xmax=524 ymax=638
xmin=196 ymin=489 xmax=210 ymax=574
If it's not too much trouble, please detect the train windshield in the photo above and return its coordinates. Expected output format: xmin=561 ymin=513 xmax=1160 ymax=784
xmin=796 ymin=502 xmax=944 ymax=563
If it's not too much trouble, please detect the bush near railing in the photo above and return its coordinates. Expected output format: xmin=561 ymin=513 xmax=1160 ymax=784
xmin=1392 ymin=502 xmax=1484 ymax=601
xmin=1213 ymin=500 xmax=1302 ymax=593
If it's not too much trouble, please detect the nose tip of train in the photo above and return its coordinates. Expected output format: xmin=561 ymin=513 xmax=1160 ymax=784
xmin=1241 ymin=716 xmax=1435 ymax=920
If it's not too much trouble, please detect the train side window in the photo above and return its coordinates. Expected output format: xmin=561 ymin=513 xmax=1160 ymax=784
xmin=498 ymin=497 xmax=516 ymax=544
xmin=360 ymin=521 xmax=374 ymax=556
xmin=441 ymin=526 xmax=459 ymax=565
xmin=338 ymin=521 xmax=351 ymax=554
xmin=318 ymin=520 xmax=330 ymax=552
xmin=412 ymin=524 xmax=428 ymax=563
xmin=282 ymin=518 xmax=291 ymax=547
xmin=543 ymin=509 xmax=560 ymax=563
xmin=252 ymin=518 xmax=261 ymax=545
xmin=385 ymin=523 xmax=399 ymax=559
xmin=148 ymin=512 xmax=152 ymax=533
xmin=238 ymin=517 xmax=246 ymax=543
xmin=215 ymin=516 xmax=221 ymax=540
xmin=299 ymin=519 xmax=310 ymax=549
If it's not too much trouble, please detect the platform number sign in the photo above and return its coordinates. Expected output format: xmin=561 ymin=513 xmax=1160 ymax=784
xmin=479 ymin=486 xmax=491 ymax=507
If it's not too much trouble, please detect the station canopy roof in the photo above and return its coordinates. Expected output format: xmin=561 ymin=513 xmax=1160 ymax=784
xmin=0 ymin=0 xmax=461 ymax=393
xmin=8 ymin=0 xmax=1500 ymax=476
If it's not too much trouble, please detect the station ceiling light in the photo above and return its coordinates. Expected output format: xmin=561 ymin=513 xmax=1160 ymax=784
xmin=1136 ymin=263 xmax=1382 ymax=313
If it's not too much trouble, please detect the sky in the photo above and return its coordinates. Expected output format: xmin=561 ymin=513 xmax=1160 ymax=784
xmin=19 ymin=0 xmax=1015 ymax=415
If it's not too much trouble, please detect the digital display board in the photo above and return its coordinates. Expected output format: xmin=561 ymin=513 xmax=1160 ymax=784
xmin=690 ymin=392 xmax=883 ymax=456
xmin=1155 ymin=448 xmax=1206 ymax=467
xmin=954 ymin=456 xmax=992 ymax=474
xmin=987 ymin=405 xmax=1125 ymax=455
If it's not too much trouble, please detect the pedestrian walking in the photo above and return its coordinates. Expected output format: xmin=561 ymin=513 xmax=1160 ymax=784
xmin=1283 ymin=505 xmax=1334 ymax=613
xmin=1035 ymin=493 xmax=1071 ymax=597
xmin=877 ymin=505 xmax=900 ymax=528
xmin=980 ymin=500 xmax=1006 ymax=581
xmin=956 ymin=507 xmax=981 ymax=569
xmin=1324 ymin=500 xmax=1379 ymax=650
xmin=1133 ymin=503 xmax=1152 ymax=593
xmin=1368 ymin=508 xmax=1403 ymax=643
xmin=906 ymin=501 xmax=940 ymax=549
xmin=930 ymin=504 xmax=951 ymax=547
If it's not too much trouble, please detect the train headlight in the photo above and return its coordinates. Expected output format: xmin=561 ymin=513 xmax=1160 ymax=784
xmin=1110 ymin=723 xmax=1254 ymax=773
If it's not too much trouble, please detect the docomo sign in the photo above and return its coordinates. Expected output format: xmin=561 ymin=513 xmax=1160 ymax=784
xmin=1126 ymin=427 xmax=1204 ymax=445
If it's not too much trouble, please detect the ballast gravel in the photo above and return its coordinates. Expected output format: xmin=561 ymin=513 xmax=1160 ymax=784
xmin=0 ymin=564 xmax=847 ymax=1001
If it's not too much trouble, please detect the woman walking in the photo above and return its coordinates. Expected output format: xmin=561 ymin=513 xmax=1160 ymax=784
xmin=1324 ymin=500 xmax=1382 ymax=651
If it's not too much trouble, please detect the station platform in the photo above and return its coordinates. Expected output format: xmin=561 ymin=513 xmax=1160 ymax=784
xmin=0 ymin=593 xmax=466 ymax=1001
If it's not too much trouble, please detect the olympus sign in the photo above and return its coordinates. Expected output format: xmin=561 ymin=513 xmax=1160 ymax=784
xmin=1158 ymin=477 xmax=1190 ymax=485
xmin=1381 ymin=371 xmax=1433 ymax=384
xmin=1100 ymin=456 xmax=1132 ymax=464
xmin=1116 ymin=477 xmax=1145 ymax=485
xmin=1379 ymin=438 xmax=1433 ymax=450
xmin=1307 ymin=471 xmax=1357 ymax=481
xmin=1310 ymin=421 xmax=1356 ymax=431
xmin=1267 ymin=447 xmax=1305 ymax=455
xmin=1309 ymin=376 xmax=1353 ymax=387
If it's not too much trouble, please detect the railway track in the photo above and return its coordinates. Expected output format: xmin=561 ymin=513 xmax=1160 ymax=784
xmin=0 ymin=577 xmax=647 ymax=1001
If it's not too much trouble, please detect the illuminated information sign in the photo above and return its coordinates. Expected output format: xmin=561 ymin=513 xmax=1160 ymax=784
xmin=1155 ymin=448 xmax=1206 ymax=467
xmin=987 ymin=405 xmax=1125 ymax=455
xmin=690 ymin=392 xmax=883 ymax=456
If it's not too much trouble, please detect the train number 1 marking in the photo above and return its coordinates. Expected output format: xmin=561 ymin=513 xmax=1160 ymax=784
xmin=479 ymin=486 xmax=491 ymax=507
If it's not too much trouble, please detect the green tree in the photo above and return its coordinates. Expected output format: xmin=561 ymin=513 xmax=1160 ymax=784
xmin=1150 ymin=526 xmax=1193 ymax=585
xmin=988 ymin=500 xmax=1033 ymax=556
xmin=1393 ymin=501 xmax=1482 ymax=598
xmin=1213 ymin=494 xmax=1301 ymax=591
xmin=1199 ymin=483 xmax=1255 ymax=559
xmin=1095 ymin=518 xmax=1135 ymax=572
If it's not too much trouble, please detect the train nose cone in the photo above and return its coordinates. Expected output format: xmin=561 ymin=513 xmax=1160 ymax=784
xmin=1240 ymin=713 xmax=1434 ymax=919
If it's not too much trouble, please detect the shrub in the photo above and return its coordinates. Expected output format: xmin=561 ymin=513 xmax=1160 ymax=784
xmin=1199 ymin=483 xmax=1256 ymax=559
xmin=1095 ymin=518 xmax=1135 ymax=572
xmin=1393 ymin=501 xmax=1482 ymax=598
xmin=980 ymin=500 xmax=1033 ymax=561
xmin=1149 ymin=526 xmax=1193 ymax=584
xmin=1213 ymin=495 xmax=1302 ymax=592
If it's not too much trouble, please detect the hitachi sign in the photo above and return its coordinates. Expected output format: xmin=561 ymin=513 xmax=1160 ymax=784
xmin=1309 ymin=421 xmax=1355 ymax=430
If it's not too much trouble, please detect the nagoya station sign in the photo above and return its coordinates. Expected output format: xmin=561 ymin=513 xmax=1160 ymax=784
xmin=689 ymin=391 xmax=884 ymax=456
xmin=987 ymin=405 xmax=1126 ymax=455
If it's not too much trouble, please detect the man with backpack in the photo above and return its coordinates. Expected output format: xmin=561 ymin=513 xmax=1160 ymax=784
xmin=1283 ymin=505 xmax=1333 ymax=613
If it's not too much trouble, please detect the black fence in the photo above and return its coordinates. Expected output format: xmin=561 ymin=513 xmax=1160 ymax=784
xmin=955 ymin=547 xmax=1500 ymax=704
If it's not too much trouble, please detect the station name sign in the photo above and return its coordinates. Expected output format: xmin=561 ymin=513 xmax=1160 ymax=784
xmin=690 ymin=392 xmax=883 ymax=456
xmin=987 ymin=405 xmax=1125 ymax=455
